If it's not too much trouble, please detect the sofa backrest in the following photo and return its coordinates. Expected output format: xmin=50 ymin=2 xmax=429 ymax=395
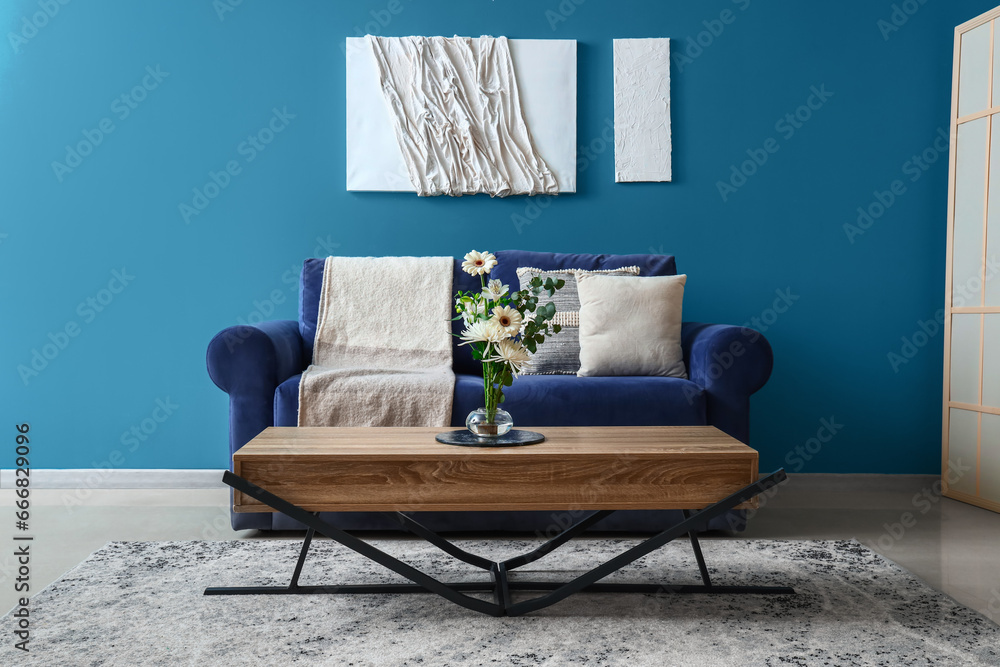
xmin=299 ymin=250 xmax=678 ymax=372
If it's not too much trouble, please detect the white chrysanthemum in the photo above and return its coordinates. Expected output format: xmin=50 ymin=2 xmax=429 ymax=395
xmin=489 ymin=339 xmax=532 ymax=376
xmin=458 ymin=319 xmax=507 ymax=347
xmin=461 ymin=250 xmax=498 ymax=276
xmin=490 ymin=305 xmax=523 ymax=336
xmin=482 ymin=279 xmax=509 ymax=302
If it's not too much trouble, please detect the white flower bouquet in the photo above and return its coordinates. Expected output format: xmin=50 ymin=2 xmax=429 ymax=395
xmin=454 ymin=250 xmax=564 ymax=435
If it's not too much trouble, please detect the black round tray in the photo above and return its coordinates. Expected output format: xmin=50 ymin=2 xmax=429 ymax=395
xmin=435 ymin=429 xmax=545 ymax=447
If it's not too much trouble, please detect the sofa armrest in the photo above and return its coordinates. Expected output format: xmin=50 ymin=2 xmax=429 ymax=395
xmin=206 ymin=319 xmax=306 ymax=456
xmin=681 ymin=322 xmax=773 ymax=444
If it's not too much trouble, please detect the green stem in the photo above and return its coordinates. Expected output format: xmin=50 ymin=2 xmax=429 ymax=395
xmin=479 ymin=273 xmax=499 ymax=423
xmin=483 ymin=358 xmax=492 ymax=419
xmin=480 ymin=360 xmax=506 ymax=424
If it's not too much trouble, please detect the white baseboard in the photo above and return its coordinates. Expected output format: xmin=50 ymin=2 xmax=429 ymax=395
xmin=0 ymin=469 xmax=227 ymax=489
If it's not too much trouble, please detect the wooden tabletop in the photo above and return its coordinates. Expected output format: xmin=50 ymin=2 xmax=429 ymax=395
xmin=232 ymin=426 xmax=760 ymax=513
xmin=236 ymin=426 xmax=756 ymax=458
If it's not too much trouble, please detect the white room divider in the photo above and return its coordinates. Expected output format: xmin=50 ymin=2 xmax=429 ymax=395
xmin=944 ymin=5 xmax=1000 ymax=513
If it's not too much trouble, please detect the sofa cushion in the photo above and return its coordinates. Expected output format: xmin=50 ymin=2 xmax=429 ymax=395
xmin=280 ymin=372 xmax=706 ymax=429
xmin=450 ymin=373 xmax=706 ymax=427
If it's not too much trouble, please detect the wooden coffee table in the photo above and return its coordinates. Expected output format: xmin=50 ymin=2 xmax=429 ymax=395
xmin=205 ymin=426 xmax=792 ymax=615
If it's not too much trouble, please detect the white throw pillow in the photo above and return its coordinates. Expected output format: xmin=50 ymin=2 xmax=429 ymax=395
xmin=576 ymin=273 xmax=687 ymax=378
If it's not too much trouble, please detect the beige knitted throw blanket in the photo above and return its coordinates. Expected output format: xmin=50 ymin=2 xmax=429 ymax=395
xmin=297 ymin=256 xmax=455 ymax=427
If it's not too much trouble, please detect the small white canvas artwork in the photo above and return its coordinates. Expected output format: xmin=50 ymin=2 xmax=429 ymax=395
xmin=613 ymin=38 xmax=671 ymax=182
xmin=346 ymin=37 xmax=577 ymax=195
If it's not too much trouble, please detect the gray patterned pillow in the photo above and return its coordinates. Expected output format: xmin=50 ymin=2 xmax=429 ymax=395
xmin=516 ymin=266 xmax=642 ymax=375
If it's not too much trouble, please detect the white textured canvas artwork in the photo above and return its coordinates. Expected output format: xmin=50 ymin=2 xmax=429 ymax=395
xmin=346 ymin=36 xmax=577 ymax=196
xmin=613 ymin=38 xmax=671 ymax=182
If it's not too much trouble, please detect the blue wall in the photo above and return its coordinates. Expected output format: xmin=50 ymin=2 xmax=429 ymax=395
xmin=2 ymin=0 xmax=992 ymax=473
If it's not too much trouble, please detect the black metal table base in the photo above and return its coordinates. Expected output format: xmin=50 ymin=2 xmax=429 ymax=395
xmin=205 ymin=469 xmax=794 ymax=616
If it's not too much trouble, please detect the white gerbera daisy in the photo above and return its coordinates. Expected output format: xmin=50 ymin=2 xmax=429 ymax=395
xmin=482 ymin=279 xmax=509 ymax=302
xmin=489 ymin=339 xmax=532 ymax=377
xmin=458 ymin=319 xmax=507 ymax=347
xmin=490 ymin=305 xmax=523 ymax=336
xmin=462 ymin=250 xmax=498 ymax=276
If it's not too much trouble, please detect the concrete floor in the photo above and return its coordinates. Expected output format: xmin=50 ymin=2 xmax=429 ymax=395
xmin=1 ymin=474 xmax=999 ymax=622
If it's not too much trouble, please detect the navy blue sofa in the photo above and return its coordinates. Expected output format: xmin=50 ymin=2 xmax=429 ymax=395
xmin=207 ymin=251 xmax=773 ymax=532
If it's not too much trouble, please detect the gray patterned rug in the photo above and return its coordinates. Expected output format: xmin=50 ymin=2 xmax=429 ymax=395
xmin=1 ymin=538 xmax=997 ymax=666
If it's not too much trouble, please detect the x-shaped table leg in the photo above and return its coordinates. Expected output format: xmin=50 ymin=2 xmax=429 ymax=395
xmin=206 ymin=469 xmax=793 ymax=616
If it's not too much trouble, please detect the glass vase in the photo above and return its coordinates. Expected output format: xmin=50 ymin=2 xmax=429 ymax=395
xmin=466 ymin=408 xmax=513 ymax=438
